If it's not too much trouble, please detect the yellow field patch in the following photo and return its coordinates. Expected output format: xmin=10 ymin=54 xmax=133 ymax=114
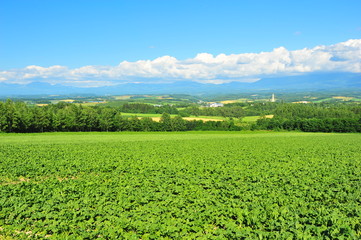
xmin=78 ymin=101 xmax=106 ymax=106
xmin=156 ymin=96 xmax=174 ymax=100
xmin=220 ymin=100 xmax=237 ymax=104
xmin=115 ymin=95 xmax=132 ymax=100
xmin=183 ymin=117 xmax=223 ymax=122
xmin=220 ymin=98 xmax=249 ymax=104
xmin=137 ymin=117 xmax=224 ymax=122
xmin=332 ymin=96 xmax=354 ymax=101
xmin=59 ymin=99 xmax=75 ymax=103
xmin=151 ymin=117 xmax=161 ymax=122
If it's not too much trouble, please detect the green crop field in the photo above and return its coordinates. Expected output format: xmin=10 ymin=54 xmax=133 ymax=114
xmin=242 ymin=116 xmax=260 ymax=122
xmin=0 ymin=132 xmax=360 ymax=239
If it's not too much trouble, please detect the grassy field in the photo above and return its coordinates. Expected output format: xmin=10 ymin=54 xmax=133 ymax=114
xmin=120 ymin=112 xmax=174 ymax=118
xmin=313 ymin=97 xmax=361 ymax=103
xmin=242 ymin=116 xmax=260 ymax=122
xmin=0 ymin=132 xmax=360 ymax=239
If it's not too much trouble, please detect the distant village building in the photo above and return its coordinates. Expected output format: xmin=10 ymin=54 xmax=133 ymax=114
xmin=209 ymin=103 xmax=224 ymax=107
xmin=292 ymin=101 xmax=310 ymax=104
xmin=270 ymin=94 xmax=276 ymax=102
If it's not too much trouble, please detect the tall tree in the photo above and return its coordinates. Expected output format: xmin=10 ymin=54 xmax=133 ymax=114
xmin=99 ymin=108 xmax=117 ymax=132
xmin=160 ymin=112 xmax=172 ymax=131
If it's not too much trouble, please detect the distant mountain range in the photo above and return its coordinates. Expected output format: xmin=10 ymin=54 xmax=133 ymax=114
xmin=0 ymin=72 xmax=360 ymax=97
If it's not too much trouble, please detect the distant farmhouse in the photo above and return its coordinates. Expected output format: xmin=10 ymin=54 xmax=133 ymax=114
xmin=208 ymin=103 xmax=224 ymax=107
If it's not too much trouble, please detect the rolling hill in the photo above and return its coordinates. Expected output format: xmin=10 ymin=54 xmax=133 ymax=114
xmin=0 ymin=72 xmax=360 ymax=96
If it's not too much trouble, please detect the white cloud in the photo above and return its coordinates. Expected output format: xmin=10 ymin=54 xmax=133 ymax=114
xmin=1 ymin=39 xmax=360 ymax=87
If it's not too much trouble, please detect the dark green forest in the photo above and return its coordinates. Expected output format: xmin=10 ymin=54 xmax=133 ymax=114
xmin=253 ymin=102 xmax=361 ymax=132
xmin=0 ymin=99 xmax=360 ymax=133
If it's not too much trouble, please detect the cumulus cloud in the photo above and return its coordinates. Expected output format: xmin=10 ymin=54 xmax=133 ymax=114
xmin=1 ymin=39 xmax=360 ymax=87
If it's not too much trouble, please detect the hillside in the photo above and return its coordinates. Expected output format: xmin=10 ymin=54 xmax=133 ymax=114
xmin=1 ymin=72 xmax=360 ymax=96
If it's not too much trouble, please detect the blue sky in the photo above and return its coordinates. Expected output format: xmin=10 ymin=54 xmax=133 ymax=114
xmin=1 ymin=0 xmax=361 ymax=86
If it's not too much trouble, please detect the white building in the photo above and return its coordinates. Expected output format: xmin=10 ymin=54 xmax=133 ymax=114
xmin=209 ymin=103 xmax=224 ymax=107
xmin=270 ymin=94 xmax=276 ymax=102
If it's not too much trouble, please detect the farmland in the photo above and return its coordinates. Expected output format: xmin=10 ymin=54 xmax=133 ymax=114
xmin=0 ymin=132 xmax=360 ymax=239
xmin=119 ymin=112 xmax=225 ymax=122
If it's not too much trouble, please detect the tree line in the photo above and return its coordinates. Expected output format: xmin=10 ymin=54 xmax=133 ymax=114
xmin=1 ymin=99 xmax=360 ymax=133
xmin=0 ymin=100 xmax=239 ymax=133
xmin=253 ymin=103 xmax=361 ymax=132
xmin=120 ymin=103 xmax=179 ymax=114
xmin=254 ymin=118 xmax=361 ymax=132
xmin=103 ymin=101 xmax=361 ymax=120
xmin=114 ymin=102 xmax=245 ymax=118
xmin=180 ymin=102 xmax=360 ymax=119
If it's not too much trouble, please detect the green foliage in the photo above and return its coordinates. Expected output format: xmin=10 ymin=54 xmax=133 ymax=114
xmin=120 ymin=103 xmax=179 ymax=114
xmin=273 ymin=103 xmax=360 ymax=119
xmin=0 ymin=132 xmax=360 ymax=239
xmin=255 ymin=118 xmax=361 ymax=132
xmin=0 ymin=100 xmax=236 ymax=133
xmin=1 ymin=99 xmax=360 ymax=133
xmin=252 ymin=103 xmax=361 ymax=132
